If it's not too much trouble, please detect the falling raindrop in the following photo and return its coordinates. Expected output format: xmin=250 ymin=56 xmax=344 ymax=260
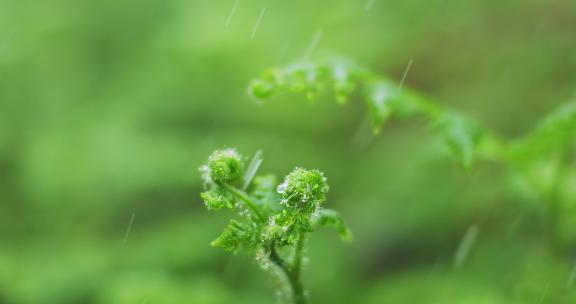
xmin=123 ymin=213 xmax=136 ymax=243
xmin=398 ymin=59 xmax=414 ymax=92
xmin=250 ymin=8 xmax=266 ymax=40
xmin=243 ymin=150 xmax=263 ymax=190
xmin=225 ymin=0 xmax=240 ymax=28
xmin=365 ymin=0 xmax=377 ymax=11
xmin=304 ymin=30 xmax=323 ymax=58
xmin=538 ymin=281 xmax=551 ymax=303
xmin=453 ymin=225 xmax=479 ymax=268
xmin=567 ymin=263 xmax=576 ymax=288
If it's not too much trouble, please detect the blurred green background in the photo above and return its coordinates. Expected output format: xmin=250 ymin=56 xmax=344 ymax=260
xmin=1 ymin=0 xmax=576 ymax=303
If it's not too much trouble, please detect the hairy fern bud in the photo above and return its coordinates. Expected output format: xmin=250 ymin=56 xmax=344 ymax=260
xmin=277 ymin=168 xmax=329 ymax=214
xmin=205 ymin=149 xmax=244 ymax=183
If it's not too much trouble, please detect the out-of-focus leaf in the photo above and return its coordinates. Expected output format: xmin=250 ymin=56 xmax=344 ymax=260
xmin=331 ymin=64 xmax=357 ymax=104
xmin=250 ymin=58 xmax=485 ymax=169
xmin=364 ymin=80 xmax=396 ymax=133
xmin=509 ymin=101 xmax=576 ymax=163
xmin=312 ymin=209 xmax=352 ymax=241
xmin=433 ymin=112 xmax=483 ymax=169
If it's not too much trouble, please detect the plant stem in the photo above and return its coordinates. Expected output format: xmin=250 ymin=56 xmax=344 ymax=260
xmin=218 ymin=182 xmax=266 ymax=223
xmin=270 ymin=246 xmax=291 ymax=277
xmin=290 ymin=235 xmax=306 ymax=304
xmin=269 ymin=237 xmax=306 ymax=304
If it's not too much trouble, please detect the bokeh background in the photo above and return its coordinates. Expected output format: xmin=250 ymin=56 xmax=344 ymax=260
xmin=1 ymin=0 xmax=576 ymax=303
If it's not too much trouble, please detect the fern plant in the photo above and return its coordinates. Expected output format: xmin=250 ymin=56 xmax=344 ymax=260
xmin=200 ymin=148 xmax=351 ymax=304
xmin=249 ymin=56 xmax=576 ymax=253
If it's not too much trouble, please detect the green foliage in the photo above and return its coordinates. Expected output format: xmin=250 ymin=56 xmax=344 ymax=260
xmin=433 ymin=111 xmax=483 ymax=170
xmin=509 ymin=101 xmax=576 ymax=163
xmin=363 ymin=80 xmax=396 ymax=128
xmin=3 ymin=0 xmax=576 ymax=303
xmin=211 ymin=219 xmax=258 ymax=253
xmin=250 ymin=56 xmax=576 ymax=252
xmin=249 ymin=58 xmax=485 ymax=168
xmin=311 ymin=209 xmax=352 ymax=241
xmin=199 ymin=149 xmax=351 ymax=303
xmin=268 ymin=168 xmax=331 ymax=246
xmin=199 ymin=148 xmax=246 ymax=211
xmin=200 ymin=189 xmax=234 ymax=211
xmin=497 ymin=101 xmax=575 ymax=201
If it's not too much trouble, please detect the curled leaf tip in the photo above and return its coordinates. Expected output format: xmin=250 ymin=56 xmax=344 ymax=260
xmin=206 ymin=148 xmax=244 ymax=183
xmin=278 ymin=168 xmax=329 ymax=213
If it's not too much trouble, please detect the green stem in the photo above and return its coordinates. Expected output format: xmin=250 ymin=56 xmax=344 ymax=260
xmin=270 ymin=246 xmax=291 ymax=277
xmin=218 ymin=182 xmax=266 ymax=223
xmin=290 ymin=235 xmax=306 ymax=304
xmin=269 ymin=237 xmax=306 ymax=304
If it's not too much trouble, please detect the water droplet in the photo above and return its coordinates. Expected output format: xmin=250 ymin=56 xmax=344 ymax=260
xmin=277 ymin=182 xmax=288 ymax=194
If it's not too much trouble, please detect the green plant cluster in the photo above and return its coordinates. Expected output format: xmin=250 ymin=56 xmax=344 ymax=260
xmin=200 ymin=148 xmax=351 ymax=303
xmin=201 ymin=56 xmax=574 ymax=303
xmin=249 ymin=56 xmax=576 ymax=252
xmin=249 ymin=58 xmax=484 ymax=169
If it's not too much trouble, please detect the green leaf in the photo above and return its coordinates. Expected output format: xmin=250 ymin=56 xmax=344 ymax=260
xmin=332 ymin=64 xmax=356 ymax=104
xmin=289 ymin=64 xmax=322 ymax=101
xmin=510 ymin=101 xmax=576 ymax=162
xmin=200 ymin=189 xmax=234 ymax=211
xmin=535 ymin=101 xmax=576 ymax=136
xmin=211 ymin=220 xmax=258 ymax=253
xmin=312 ymin=209 xmax=352 ymax=241
xmin=364 ymin=80 xmax=397 ymax=133
xmin=250 ymin=174 xmax=281 ymax=212
xmin=264 ymin=211 xmax=299 ymax=245
xmin=250 ymin=79 xmax=276 ymax=99
xmin=250 ymin=59 xmax=490 ymax=169
xmin=392 ymin=90 xmax=441 ymax=118
xmin=249 ymin=68 xmax=284 ymax=99
xmin=433 ymin=112 xmax=483 ymax=169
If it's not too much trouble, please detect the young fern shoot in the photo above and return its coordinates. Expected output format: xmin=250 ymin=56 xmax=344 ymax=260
xmin=200 ymin=148 xmax=351 ymax=304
